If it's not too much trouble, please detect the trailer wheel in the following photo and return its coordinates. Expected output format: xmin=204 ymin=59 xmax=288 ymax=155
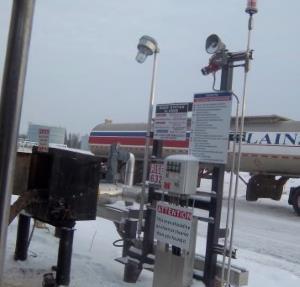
xmin=246 ymin=189 xmax=258 ymax=201
xmin=292 ymin=189 xmax=300 ymax=216
xmin=246 ymin=176 xmax=258 ymax=201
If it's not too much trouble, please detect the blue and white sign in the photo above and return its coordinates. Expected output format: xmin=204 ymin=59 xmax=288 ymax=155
xmin=245 ymin=132 xmax=300 ymax=146
xmin=189 ymin=92 xmax=232 ymax=164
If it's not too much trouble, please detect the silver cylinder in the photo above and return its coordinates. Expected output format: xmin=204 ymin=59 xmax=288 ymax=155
xmin=0 ymin=0 xmax=35 ymax=282
xmin=124 ymin=153 xmax=135 ymax=186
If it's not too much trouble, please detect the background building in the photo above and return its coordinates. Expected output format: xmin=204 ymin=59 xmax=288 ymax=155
xmin=27 ymin=123 xmax=66 ymax=145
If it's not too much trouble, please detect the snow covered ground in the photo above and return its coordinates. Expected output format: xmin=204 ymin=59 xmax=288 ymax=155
xmin=3 ymin=175 xmax=300 ymax=287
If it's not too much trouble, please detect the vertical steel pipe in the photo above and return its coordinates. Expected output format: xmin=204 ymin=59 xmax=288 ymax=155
xmin=14 ymin=213 xmax=31 ymax=261
xmin=0 ymin=0 xmax=35 ymax=282
xmin=56 ymin=227 xmax=75 ymax=286
xmin=124 ymin=153 xmax=135 ymax=187
xmin=138 ymin=51 xmax=158 ymax=236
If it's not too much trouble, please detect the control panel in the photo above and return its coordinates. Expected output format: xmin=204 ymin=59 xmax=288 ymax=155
xmin=162 ymin=154 xmax=199 ymax=195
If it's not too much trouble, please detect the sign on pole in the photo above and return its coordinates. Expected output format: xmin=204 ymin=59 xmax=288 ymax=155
xmin=149 ymin=160 xmax=164 ymax=187
xmin=38 ymin=128 xmax=50 ymax=152
xmin=189 ymin=92 xmax=232 ymax=164
xmin=154 ymin=103 xmax=188 ymax=141
xmin=154 ymin=201 xmax=193 ymax=250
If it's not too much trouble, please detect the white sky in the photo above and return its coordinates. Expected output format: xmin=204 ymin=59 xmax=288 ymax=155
xmin=0 ymin=0 xmax=299 ymax=134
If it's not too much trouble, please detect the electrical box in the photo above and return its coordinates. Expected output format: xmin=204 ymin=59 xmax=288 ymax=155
xmin=162 ymin=155 xmax=199 ymax=195
xmin=25 ymin=146 xmax=101 ymax=227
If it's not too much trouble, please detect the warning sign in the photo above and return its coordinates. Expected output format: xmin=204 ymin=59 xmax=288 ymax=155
xmin=154 ymin=201 xmax=193 ymax=250
xmin=38 ymin=128 xmax=50 ymax=152
xmin=154 ymin=103 xmax=188 ymax=141
xmin=149 ymin=161 xmax=164 ymax=187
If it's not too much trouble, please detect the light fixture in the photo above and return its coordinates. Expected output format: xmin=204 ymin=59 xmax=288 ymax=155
xmin=205 ymin=34 xmax=226 ymax=54
xmin=136 ymin=35 xmax=159 ymax=63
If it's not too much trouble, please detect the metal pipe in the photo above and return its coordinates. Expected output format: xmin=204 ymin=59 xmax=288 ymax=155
xmin=124 ymin=153 xmax=135 ymax=186
xmin=138 ymin=51 xmax=159 ymax=236
xmin=123 ymin=219 xmax=139 ymax=282
xmin=226 ymin=14 xmax=255 ymax=286
xmin=0 ymin=0 xmax=35 ymax=282
xmin=56 ymin=227 xmax=75 ymax=286
xmin=204 ymin=166 xmax=225 ymax=287
xmin=220 ymin=93 xmax=240 ymax=285
xmin=14 ymin=213 xmax=31 ymax=261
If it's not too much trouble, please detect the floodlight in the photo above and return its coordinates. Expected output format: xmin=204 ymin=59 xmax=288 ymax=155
xmin=205 ymin=34 xmax=226 ymax=54
xmin=136 ymin=35 xmax=159 ymax=63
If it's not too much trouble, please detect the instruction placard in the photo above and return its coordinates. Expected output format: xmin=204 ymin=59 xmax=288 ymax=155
xmin=189 ymin=92 xmax=232 ymax=164
xmin=154 ymin=201 xmax=193 ymax=250
xmin=154 ymin=103 xmax=188 ymax=141
xmin=38 ymin=128 xmax=50 ymax=152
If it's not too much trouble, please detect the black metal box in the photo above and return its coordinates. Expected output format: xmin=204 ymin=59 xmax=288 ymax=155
xmin=26 ymin=146 xmax=101 ymax=227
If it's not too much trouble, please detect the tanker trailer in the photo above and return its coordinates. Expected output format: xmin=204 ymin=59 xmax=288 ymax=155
xmin=89 ymin=115 xmax=300 ymax=215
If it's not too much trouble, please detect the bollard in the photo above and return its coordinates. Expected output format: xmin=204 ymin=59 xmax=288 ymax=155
xmin=123 ymin=219 xmax=140 ymax=282
xmin=14 ymin=213 xmax=31 ymax=261
xmin=56 ymin=227 xmax=75 ymax=286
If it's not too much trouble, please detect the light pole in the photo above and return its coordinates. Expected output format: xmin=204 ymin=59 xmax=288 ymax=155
xmin=135 ymin=35 xmax=159 ymax=236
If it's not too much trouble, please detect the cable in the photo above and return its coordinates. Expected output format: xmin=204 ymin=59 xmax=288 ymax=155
xmin=27 ymin=219 xmax=36 ymax=248
xmin=212 ymin=72 xmax=220 ymax=91
xmin=112 ymin=238 xmax=124 ymax=248
xmin=29 ymin=250 xmax=38 ymax=258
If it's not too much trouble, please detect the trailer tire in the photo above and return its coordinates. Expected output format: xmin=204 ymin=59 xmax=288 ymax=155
xmin=292 ymin=189 xmax=300 ymax=216
xmin=246 ymin=178 xmax=258 ymax=201
xmin=246 ymin=190 xmax=258 ymax=201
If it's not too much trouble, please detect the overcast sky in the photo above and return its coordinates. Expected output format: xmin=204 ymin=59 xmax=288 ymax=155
xmin=0 ymin=0 xmax=299 ymax=134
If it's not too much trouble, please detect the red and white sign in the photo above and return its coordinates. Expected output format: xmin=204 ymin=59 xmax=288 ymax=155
xmin=149 ymin=162 xmax=164 ymax=186
xmin=38 ymin=128 xmax=50 ymax=152
xmin=154 ymin=201 xmax=193 ymax=250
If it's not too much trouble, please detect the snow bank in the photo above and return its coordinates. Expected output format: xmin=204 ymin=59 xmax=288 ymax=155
xmin=4 ymin=215 xmax=299 ymax=287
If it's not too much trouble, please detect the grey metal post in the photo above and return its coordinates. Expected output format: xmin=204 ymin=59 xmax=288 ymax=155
xmin=56 ymin=227 xmax=75 ymax=286
xmin=138 ymin=51 xmax=159 ymax=236
xmin=220 ymin=63 xmax=233 ymax=92
xmin=122 ymin=219 xmax=137 ymax=258
xmin=204 ymin=166 xmax=225 ymax=287
xmin=123 ymin=219 xmax=140 ymax=283
xmin=204 ymin=64 xmax=233 ymax=287
xmin=0 ymin=0 xmax=35 ymax=282
xmin=14 ymin=213 xmax=31 ymax=261
xmin=106 ymin=143 xmax=119 ymax=183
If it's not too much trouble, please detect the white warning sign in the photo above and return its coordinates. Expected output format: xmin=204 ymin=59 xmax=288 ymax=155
xmin=38 ymin=128 xmax=50 ymax=152
xmin=154 ymin=201 xmax=193 ymax=250
xmin=154 ymin=103 xmax=188 ymax=141
xmin=149 ymin=161 xmax=164 ymax=187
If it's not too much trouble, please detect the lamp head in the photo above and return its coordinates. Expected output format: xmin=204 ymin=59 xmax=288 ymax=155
xmin=136 ymin=35 xmax=159 ymax=63
xmin=205 ymin=34 xmax=226 ymax=54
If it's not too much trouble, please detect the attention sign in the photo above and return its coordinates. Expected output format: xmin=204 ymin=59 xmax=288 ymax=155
xmin=154 ymin=201 xmax=193 ymax=250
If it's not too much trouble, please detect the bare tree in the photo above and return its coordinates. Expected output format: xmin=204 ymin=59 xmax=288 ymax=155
xmin=66 ymin=133 xmax=81 ymax=148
